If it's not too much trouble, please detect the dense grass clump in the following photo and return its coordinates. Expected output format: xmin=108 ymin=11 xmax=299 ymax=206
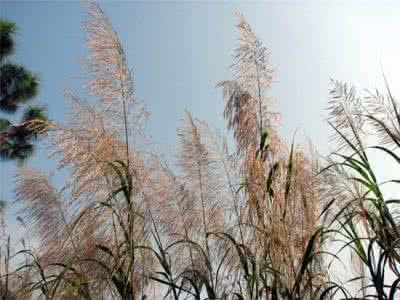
xmin=0 ymin=1 xmax=399 ymax=299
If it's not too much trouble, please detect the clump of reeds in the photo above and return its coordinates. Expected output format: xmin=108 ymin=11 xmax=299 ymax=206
xmin=2 ymin=1 xmax=399 ymax=299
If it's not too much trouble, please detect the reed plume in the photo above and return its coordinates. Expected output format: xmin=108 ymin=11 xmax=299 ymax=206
xmin=218 ymin=15 xmax=326 ymax=296
xmin=14 ymin=168 xmax=66 ymax=247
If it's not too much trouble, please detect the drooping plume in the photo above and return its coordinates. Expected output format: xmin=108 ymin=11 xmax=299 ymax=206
xmin=327 ymin=80 xmax=365 ymax=152
xmin=218 ymin=15 xmax=275 ymax=155
xmin=14 ymin=168 xmax=66 ymax=246
xmin=177 ymin=111 xmax=225 ymax=237
xmin=84 ymin=0 xmax=147 ymax=147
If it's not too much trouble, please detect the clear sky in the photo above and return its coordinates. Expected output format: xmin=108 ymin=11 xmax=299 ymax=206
xmin=1 ymin=0 xmax=400 ymax=274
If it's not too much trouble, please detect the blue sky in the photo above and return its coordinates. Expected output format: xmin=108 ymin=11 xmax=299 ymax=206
xmin=2 ymin=0 xmax=400 ymax=244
